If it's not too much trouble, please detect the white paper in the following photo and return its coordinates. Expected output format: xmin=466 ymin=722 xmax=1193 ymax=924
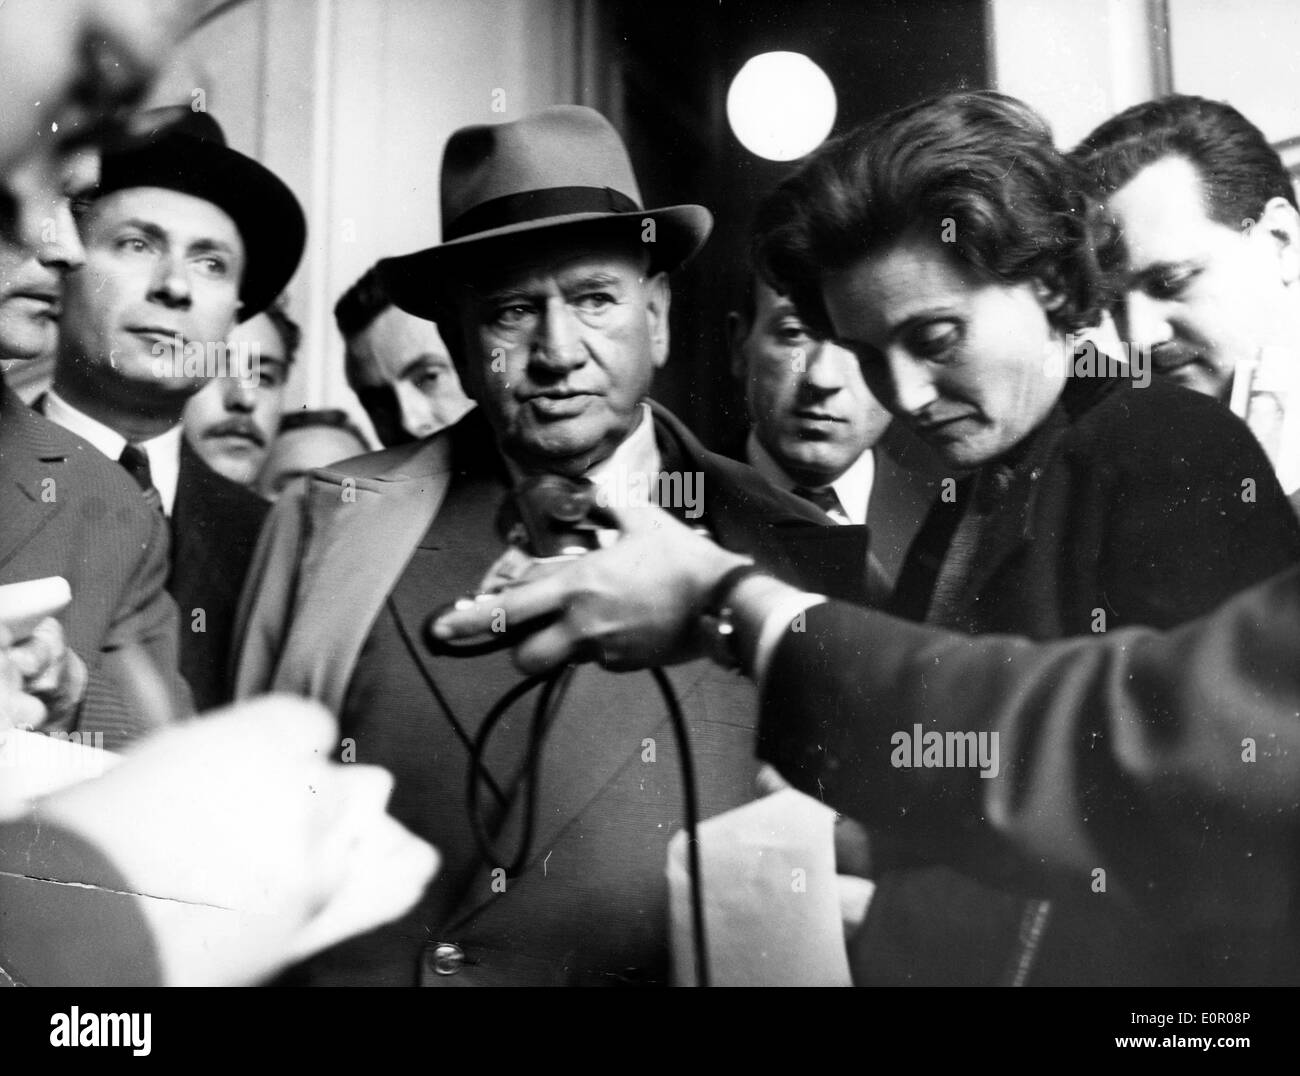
xmin=668 ymin=788 xmax=855 ymax=986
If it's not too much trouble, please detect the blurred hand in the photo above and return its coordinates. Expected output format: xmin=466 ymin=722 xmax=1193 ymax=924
xmin=35 ymin=695 xmax=439 ymax=986
xmin=4 ymin=617 xmax=86 ymax=725
xmin=433 ymin=504 xmax=748 ymax=673
xmin=0 ymin=623 xmax=48 ymax=733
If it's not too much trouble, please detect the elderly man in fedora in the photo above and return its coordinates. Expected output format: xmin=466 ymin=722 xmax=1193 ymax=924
xmin=235 ymin=105 xmax=874 ymax=987
xmin=42 ymin=107 xmax=306 ymax=711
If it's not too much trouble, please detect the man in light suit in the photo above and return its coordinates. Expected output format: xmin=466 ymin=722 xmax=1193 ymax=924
xmin=43 ymin=107 xmax=306 ymax=710
xmin=236 ymin=105 xmax=872 ymax=986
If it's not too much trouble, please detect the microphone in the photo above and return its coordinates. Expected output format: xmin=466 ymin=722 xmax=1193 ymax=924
xmin=424 ymin=475 xmax=610 ymax=656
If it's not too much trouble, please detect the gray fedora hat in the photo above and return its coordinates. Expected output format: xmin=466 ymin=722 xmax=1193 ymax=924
xmin=377 ymin=106 xmax=712 ymax=321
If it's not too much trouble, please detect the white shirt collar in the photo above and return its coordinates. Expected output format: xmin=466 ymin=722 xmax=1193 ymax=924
xmin=504 ymin=402 xmax=662 ymax=497
xmin=586 ymin=403 xmax=661 ymax=500
xmin=745 ymin=429 xmax=875 ymax=526
xmin=43 ymin=390 xmax=183 ymax=516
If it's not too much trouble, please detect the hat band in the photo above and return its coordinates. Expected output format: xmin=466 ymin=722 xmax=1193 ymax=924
xmin=444 ymin=186 xmax=641 ymax=241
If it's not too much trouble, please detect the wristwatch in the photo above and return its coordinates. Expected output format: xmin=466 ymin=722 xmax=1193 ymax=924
xmin=700 ymin=562 xmax=769 ymax=670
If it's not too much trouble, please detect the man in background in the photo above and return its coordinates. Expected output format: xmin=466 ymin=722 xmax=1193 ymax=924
xmin=729 ymin=273 xmax=940 ymax=588
xmin=183 ymin=297 xmax=300 ymax=489
xmin=1072 ymin=95 xmax=1300 ymax=406
xmin=257 ymin=407 xmax=369 ymax=500
xmin=335 ymin=264 xmax=473 ymax=447
xmin=43 ymin=108 xmax=305 ymax=710
xmin=0 ymin=143 xmax=189 ymax=745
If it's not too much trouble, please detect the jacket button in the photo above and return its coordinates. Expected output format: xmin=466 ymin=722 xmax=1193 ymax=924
xmin=424 ymin=942 xmax=465 ymax=976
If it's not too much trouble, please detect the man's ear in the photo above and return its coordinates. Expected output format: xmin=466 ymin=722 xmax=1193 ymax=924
xmin=1253 ymin=196 xmax=1300 ymax=287
xmin=726 ymin=311 xmax=748 ymax=381
xmin=645 ymin=272 xmax=671 ymax=369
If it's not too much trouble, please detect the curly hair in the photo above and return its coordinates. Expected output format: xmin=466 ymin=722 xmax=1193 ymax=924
xmin=1070 ymin=94 xmax=1296 ymax=229
xmin=754 ymin=90 xmax=1105 ymax=340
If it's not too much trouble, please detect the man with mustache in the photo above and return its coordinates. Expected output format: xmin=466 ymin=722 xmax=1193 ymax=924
xmin=43 ymin=107 xmax=306 ymax=710
xmin=182 ymin=299 xmax=300 ymax=489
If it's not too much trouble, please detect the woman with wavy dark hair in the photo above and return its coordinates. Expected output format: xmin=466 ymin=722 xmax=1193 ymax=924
xmin=755 ymin=91 xmax=1300 ymax=986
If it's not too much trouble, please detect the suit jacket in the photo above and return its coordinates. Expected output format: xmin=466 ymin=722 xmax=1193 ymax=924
xmin=171 ymin=438 xmax=268 ymax=711
xmin=781 ymin=372 xmax=1300 ymax=986
xmin=236 ymin=403 xmax=872 ymax=985
xmin=759 ymin=562 xmax=1300 ymax=986
xmin=0 ymin=385 xmax=189 ymax=747
xmin=729 ymin=421 xmax=943 ymax=594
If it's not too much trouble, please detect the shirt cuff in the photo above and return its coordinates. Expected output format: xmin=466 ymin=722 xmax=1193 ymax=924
xmin=754 ymin=593 xmax=827 ymax=688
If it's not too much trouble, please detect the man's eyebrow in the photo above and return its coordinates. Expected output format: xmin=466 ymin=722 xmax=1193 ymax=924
xmin=189 ymin=237 xmax=240 ymax=258
xmin=399 ymin=353 xmax=449 ymax=379
xmin=476 ymin=285 xmax=536 ymax=305
xmin=564 ymin=272 xmax=623 ymax=291
xmin=114 ymin=218 xmax=169 ymax=242
xmin=1128 ymin=258 xmax=1200 ymax=285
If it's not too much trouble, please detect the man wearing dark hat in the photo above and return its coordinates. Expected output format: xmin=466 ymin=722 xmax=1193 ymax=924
xmin=236 ymin=105 xmax=872 ymax=986
xmin=43 ymin=107 xmax=306 ymax=710
xmin=0 ymin=146 xmax=191 ymax=749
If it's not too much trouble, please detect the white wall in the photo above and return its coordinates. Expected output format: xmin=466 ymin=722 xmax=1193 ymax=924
xmin=986 ymin=0 xmax=1162 ymax=147
xmin=1166 ymin=0 xmax=1300 ymax=145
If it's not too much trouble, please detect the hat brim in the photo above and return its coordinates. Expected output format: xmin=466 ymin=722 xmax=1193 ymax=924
xmin=99 ymin=137 xmax=307 ymax=321
xmin=377 ymin=205 xmax=712 ymax=322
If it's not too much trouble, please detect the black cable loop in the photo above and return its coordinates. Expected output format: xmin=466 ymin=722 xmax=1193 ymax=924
xmin=464 ymin=662 xmax=711 ymax=987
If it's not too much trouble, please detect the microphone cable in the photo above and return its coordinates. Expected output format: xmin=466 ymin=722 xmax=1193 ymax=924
xmin=465 ymin=664 xmax=711 ymax=988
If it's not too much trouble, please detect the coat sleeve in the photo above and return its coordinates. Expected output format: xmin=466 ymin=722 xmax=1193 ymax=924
xmin=78 ymin=503 xmax=193 ymax=748
xmin=757 ymin=565 xmax=1300 ymax=933
xmin=230 ymin=480 xmax=310 ymax=700
xmin=0 ymin=816 xmax=161 ymax=986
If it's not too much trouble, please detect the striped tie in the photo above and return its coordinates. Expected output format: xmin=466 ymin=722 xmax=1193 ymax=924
xmin=118 ymin=442 xmax=165 ymax=515
xmin=793 ymin=484 xmax=846 ymax=523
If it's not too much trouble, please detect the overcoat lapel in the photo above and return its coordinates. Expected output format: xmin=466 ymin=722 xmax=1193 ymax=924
xmin=269 ymin=449 xmax=452 ymax=712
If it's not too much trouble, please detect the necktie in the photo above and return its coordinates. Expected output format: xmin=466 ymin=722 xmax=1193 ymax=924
xmin=118 ymin=442 xmax=165 ymax=515
xmin=793 ymin=484 xmax=846 ymax=522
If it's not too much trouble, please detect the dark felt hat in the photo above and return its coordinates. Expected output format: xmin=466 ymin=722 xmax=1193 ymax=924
xmin=376 ymin=106 xmax=713 ymax=321
xmin=98 ymin=107 xmax=307 ymax=320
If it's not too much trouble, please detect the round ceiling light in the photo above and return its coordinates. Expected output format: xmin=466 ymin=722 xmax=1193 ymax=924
xmin=726 ymin=51 xmax=837 ymax=162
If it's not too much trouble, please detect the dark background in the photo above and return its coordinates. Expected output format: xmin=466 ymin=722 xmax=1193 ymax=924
xmin=595 ymin=0 xmax=989 ymax=448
